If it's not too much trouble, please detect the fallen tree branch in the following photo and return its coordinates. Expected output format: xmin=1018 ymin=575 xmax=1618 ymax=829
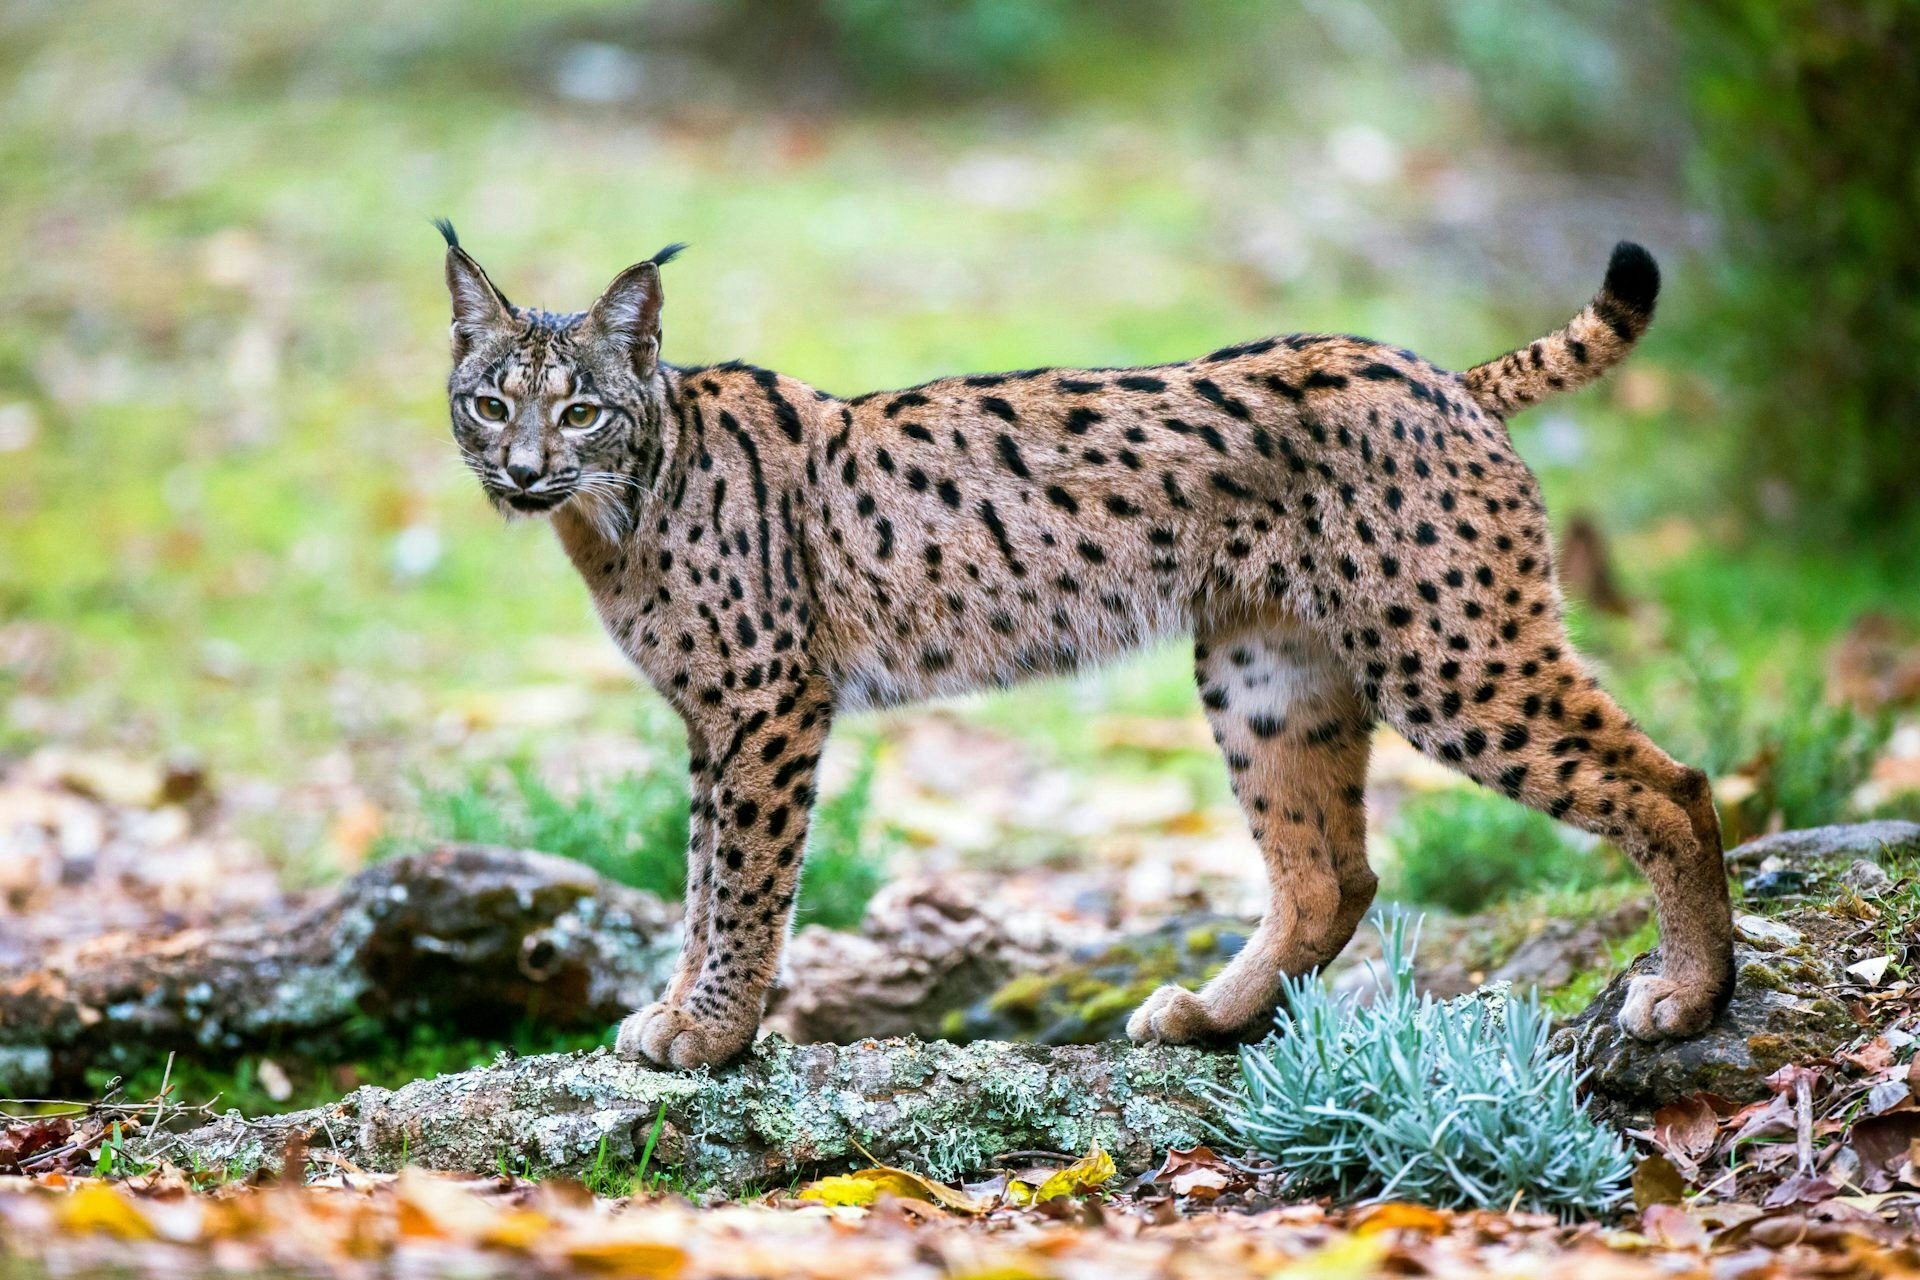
xmin=0 ymin=853 xmax=1089 ymax=1094
xmin=161 ymin=1036 xmax=1238 ymax=1192
xmin=0 ymin=845 xmax=677 ymax=1093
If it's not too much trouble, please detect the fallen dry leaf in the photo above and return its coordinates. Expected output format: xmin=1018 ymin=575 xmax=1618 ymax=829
xmin=1006 ymin=1144 xmax=1116 ymax=1205
xmin=1638 ymin=1202 xmax=1708 ymax=1250
xmin=1150 ymin=1145 xmax=1242 ymax=1200
xmin=1649 ymin=1093 xmax=1722 ymax=1165
xmin=797 ymin=1164 xmax=987 ymax=1214
xmin=1351 ymin=1201 xmax=1449 ymax=1236
xmin=57 ymin=1181 xmax=153 ymax=1240
xmin=1 ymin=1165 xmax=1918 ymax=1279
xmin=1632 ymin=1152 xmax=1687 ymax=1210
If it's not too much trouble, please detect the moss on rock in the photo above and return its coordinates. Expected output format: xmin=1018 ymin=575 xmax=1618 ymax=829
xmin=955 ymin=914 xmax=1251 ymax=1044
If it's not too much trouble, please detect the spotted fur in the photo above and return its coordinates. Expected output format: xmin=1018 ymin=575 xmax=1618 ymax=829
xmin=440 ymin=228 xmax=1733 ymax=1068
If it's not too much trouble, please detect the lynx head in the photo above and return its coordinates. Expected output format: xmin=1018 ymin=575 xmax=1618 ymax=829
xmin=438 ymin=220 xmax=685 ymax=535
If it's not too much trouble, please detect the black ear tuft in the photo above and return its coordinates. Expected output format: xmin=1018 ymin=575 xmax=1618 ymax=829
xmin=1603 ymin=241 xmax=1660 ymax=316
xmin=434 ymin=218 xmax=460 ymax=250
xmin=649 ymin=242 xmax=689 ymax=268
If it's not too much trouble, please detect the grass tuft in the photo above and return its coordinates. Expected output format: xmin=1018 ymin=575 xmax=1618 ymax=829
xmin=391 ymin=744 xmax=889 ymax=930
xmin=1386 ymin=787 xmax=1631 ymax=915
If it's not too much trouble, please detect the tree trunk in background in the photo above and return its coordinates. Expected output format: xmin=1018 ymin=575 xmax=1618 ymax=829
xmin=1674 ymin=0 xmax=1920 ymax=527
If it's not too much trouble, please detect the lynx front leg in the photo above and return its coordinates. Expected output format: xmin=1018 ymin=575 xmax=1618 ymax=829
xmin=617 ymin=685 xmax=832 ymax=1069
xmin=663 ymin=730 xmax=718 ymax=1005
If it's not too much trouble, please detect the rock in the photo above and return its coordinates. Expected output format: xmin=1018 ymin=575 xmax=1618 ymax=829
xmin=1490 ymin=907 xmax=1653 ymax=991
xmin=1742 ymin=867 xmax=1814 ymax=900
xmin=950 ymin=914 xmax=1252 ymax=1044
xmin=1734 ymin=914 xmax=1804 ymax=950
xmin=766 ymin=878 xmax=1069 ymax=1045
xmin=1551 ymin=942 xmax=1857 ymax=1114
xmin=1840 ymin=859 xmax=1895 ymax=896
xmin=160 ymin=1036 xmax=1237 ymax=1193
xmin=1724 ymin=821 xmax=1920 ymax=873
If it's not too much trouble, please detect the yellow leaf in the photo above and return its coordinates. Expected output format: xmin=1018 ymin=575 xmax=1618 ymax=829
xmin=1352 ymin=1201 xmax=1449 ymax=1236
xmin=563 ymin=1238 xmax=689 ymax=1276
xmin=1031 ymin=1143 xmax=1116 ymax=1203
xmin=59 ymin=1183 xmax=153 ymax=1240
xmin=1276 ymin=1233 xmax=1392 ymax=1278
xmin=948 ymin=1267 xmax=1053 ymax=1280
xmin=796 ymin=1173 xmax=885 ymax=1207
xmin=797 ymin=1166 xmax=987 ymax=1214
xmin=1004 ymin=1179 xmax=1035 ymax=1205
xmin=482 ymin=1208 xmax=553 ymax=1251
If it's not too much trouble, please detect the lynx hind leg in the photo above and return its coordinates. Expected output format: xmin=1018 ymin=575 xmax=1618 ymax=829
xmin=1129 ymin=615 xmax=1376 ymax=1046
xmin=1370 ymin=616 xmax=1733 ymax=1042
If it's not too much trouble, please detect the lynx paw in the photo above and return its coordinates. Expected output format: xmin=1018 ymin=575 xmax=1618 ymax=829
xmin=1126 ymin=985 xmax=1220 ymax=1045
xmin=1617 ymin=974 xmax=1718 ymax=1042
xmin=614 ymin=1002 xmax=750 ymax=1069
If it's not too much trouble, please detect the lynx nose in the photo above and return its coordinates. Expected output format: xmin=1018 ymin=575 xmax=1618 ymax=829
xmin=505 ymin=459 xmax=543 ymax=490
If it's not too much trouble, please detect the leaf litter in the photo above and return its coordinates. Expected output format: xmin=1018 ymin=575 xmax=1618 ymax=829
xmin=3 ymin=1127 xmax=1920 ymax=1277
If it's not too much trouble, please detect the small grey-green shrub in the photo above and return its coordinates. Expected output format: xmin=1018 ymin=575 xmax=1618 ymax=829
xmin=1208 ymin=915 xmax=1630 ymax=1217
xmin=1386 ymin=786 xmax=1629 ymax=914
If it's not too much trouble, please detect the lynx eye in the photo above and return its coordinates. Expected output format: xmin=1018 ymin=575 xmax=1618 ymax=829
xmin=473 ymin=395 xmax=509 ymax=422
xmin=561 ymin=402 xmax=601 ymax=430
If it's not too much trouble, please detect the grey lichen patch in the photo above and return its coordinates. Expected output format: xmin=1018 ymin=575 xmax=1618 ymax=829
xmin=162 ymin=1036 xmax=1235 ymax=1194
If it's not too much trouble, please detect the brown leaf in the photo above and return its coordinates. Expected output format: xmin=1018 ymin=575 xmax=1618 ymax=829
xmin=1632 ymin=1152 xmax=1687 ymax=1210
xmin=1848 ymin=1112 xmax=1920 ymax=1184
xmin=1763 ymin=1173 xmax=1838 ymax=1209
xmin=1650 ymin=1094 xmax=1721 ymax=1162
xmin=1729 ymin=1093 xmax=1795 ymax=1144
xmin=1639 ymin=1202 xmax=1707 ymax=1250
xmin=1839 ymin=1036 xmax=1895 ymax=1073
xmin=0 ymin=1117 xmax=73 ymax=1173
xmin=1151 ymin=1145 xmax=1243 ymax=1200
xmin=1556 ymin=514 xmax=1634 ymax=616
xmin=1827 ymin=611 xmax=1920 ymax=711
xmin=1765 ymin=1063 xmax=1821 ymax=1098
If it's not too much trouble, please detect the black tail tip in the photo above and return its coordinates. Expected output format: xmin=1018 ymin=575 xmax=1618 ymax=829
xmin=1604 ymin=241 xmax=1660 ymax=315
xmin=650 ymin=241 xmax=689 ymax=268
xmin=433 ymin=217 xmax=460 ymax=250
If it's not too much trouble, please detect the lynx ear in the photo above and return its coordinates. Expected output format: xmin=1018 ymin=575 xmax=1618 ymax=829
xmin=437 ymin=220 xmax=513 ymax=360
xmin=584 ymin=257 xmax=668 ymax=378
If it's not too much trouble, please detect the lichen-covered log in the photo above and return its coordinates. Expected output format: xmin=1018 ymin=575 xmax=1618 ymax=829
xmin=0 ymin=855 xmax=1093 ymax=1094
xmin=163 ymin=1036 xmax=1236 ymax=1191
xmin=0 ymin=845 xmax=677 ymax=1093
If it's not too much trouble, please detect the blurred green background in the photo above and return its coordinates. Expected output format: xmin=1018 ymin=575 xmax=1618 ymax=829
xmin=3 ymin=0 xmax=1917 ymax=893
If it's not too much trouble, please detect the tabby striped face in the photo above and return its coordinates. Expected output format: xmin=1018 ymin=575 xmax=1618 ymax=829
xmin=441 ymin=231 xmax=678 ymax=528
